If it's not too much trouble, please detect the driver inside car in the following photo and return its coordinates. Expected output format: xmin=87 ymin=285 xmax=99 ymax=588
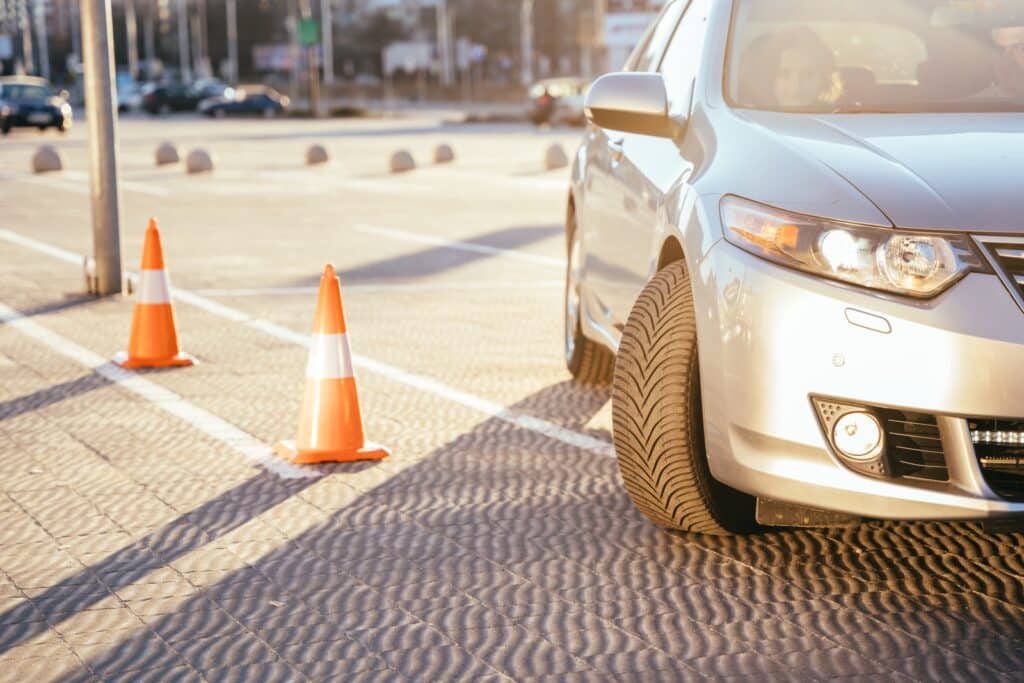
xmin=739 ymin=28 xmax=843 ymax=109
xmin=992 ymin=24 xmax=1024 ymax=98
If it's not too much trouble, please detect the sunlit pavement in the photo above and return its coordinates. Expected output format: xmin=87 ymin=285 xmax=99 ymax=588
xmin=0 ymin=114 xmax=1022 ymax=682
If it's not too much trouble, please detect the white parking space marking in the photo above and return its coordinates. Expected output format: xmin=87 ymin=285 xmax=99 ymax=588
xmin=353 ymin=224 xmax=566 ymax=268
xmin=192 ymin=281 xmax=565 ymax=297
xmin=0 ymin=171 xmax=169 ymax=197
xmin=63 ymin=170 xmax=170 ymax=197
xmin=0 ymin=228 xmax=614 ymax=459
xmin=0 ymin=302 xmax=321 ymax=480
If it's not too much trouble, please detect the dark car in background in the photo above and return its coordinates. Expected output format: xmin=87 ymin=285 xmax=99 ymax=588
xmin=0 ymin=76 xmax=72 ymax=134
xmin=198 ymin=86 xmax=290 ymax=118
xmin=528 ymin=77 xmax=589 ymax=126
xmin=141 ymin=79 xmax=231 ymax=115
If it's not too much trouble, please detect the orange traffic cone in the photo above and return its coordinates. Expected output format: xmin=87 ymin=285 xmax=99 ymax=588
xmin=274 ymin=264 xmax=390 ymax=464
xmin=114 ymin=218 xmax=194 ymax=369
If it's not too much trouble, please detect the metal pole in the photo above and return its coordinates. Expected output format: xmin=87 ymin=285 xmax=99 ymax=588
xmin=124 ymin=0 xmax=139 ymax=80
xmin=176 ymin=0 xmax=190 ymax=84
xmin=81 ymin=0 xmax=123 ymax=296
xmin=320 ymin=0 xmax=332 ymax=84
xmin=143 ymin=3 xmax=155 ymax=77
xmin=520 ymin=0 xmax=533 ymax=87
xmin=226 ymin=0 xmax=237 ymax=83
xmin=19 ymin=0 xmax=34 ymax=74
xmin=32 ymin=0 xmax=48 ymax=80
xmin=70 ymin=0 xmax=80 ymax=64
xmin=437 ymin=0 xmax=451 ymax=87
xmin=298 ymin=0 xmax=319 ymax=117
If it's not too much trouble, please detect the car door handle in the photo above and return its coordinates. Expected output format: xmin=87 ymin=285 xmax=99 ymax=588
xmin=608 ymin=137 xmax=625 ymax=163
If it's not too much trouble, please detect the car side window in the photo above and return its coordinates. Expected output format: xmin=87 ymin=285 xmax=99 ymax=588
xmin=658 ymin=0 xmax=713 ymax=117
xmin=629 ymin=1 xmax=689 ymax=73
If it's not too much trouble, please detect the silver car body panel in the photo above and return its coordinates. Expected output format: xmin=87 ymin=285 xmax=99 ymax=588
xmin=569 ymin=0 xmax=1024 ymax=520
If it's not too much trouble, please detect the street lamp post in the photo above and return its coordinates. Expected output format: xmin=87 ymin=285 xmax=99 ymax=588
xmin=520 ymin=0 xmax=534 ymax=87
xmin=176 ymin=0 xmax=190 ymax=84
xmin=124 ymin=0 xmax=139 ymax=80
xmin=80 ymin=0 xmax=123 ymax=296
xmin=320 ymin=0 xmax=333 ymax=84
xmin=32 ymin=0 xmax=48 ymax=80
xmin=226 ymin=0 xmax=238 ymax=83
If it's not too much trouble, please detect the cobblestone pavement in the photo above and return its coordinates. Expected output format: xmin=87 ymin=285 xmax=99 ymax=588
xmin=0 ymin=117 xmax=1022 ymax=682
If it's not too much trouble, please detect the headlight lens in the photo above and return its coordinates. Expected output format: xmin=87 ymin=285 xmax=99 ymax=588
xmin=721 ymin=195 xmax=985 ymax=297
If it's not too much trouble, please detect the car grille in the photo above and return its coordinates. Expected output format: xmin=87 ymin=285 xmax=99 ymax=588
xmin=878 ymin=410 xmax=949 ymax=482
xmin=975 ymin=237 xmax=1024 ymax=314
xmin=969 ymin=419 xmax=1024 ymax=502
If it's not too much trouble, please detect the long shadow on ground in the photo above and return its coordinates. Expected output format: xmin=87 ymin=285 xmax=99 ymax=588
xmin=44 ymin=380 xmax=1024 ymax=681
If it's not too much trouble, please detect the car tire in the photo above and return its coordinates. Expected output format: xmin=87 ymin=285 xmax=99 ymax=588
xmin=613 ymin=261 xmax=759 ymax=536
xmin=215 ymin=109 xmax=226 ymax=119
xmin=263 ymin=107 xmax=276 ymax=119
xmin=564 ymin=207 xmax=615 ymax=385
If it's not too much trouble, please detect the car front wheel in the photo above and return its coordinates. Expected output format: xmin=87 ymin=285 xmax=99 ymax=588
xmin=564 ymin=207 xmax=614 ymax=385
xmin=613 ymin=261 xmax=759 ymax=535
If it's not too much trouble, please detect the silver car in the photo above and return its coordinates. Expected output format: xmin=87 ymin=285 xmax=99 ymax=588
xmin=566 ymin=0 xmax=1024 ymax=534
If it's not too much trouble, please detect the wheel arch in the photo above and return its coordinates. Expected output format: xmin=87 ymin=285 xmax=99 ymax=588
xmin=656 ymin=235 xmax=685 ymax=272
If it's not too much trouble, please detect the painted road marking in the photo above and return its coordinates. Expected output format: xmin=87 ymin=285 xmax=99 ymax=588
xmin=191 ymin=281 xmax=565 ymax=297
xmin=0 ymin=229 xmax=614 ymax=458
xmin=353 ymin=224 xmax=565 ymax=268
xmin=0 ymin=301 xmax=321 ymax=480
xmin=63 ymin=170 xmax=169 ymax=197
xmin=0 ymin=171 xmax=169 ymax=197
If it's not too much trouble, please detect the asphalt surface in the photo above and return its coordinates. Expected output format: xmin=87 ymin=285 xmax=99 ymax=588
xmin=0 ymin=113 xmax=1022 ymax=682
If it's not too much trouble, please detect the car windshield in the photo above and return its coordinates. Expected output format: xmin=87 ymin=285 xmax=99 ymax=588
xmin=2 ymin=84 xmax=50 ymax=99
xmin=727 ymin=0 xmax=1024 ymax=113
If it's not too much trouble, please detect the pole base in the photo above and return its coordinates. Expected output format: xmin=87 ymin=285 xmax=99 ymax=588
xmin=114 ymin=351 xmax=196 ymax=369
xmin=273 ymin=440 xmax=390 ymax=465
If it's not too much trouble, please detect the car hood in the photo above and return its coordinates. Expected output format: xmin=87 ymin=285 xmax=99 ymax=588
xmin=736 ymin=111 xmax=1024 ymax=233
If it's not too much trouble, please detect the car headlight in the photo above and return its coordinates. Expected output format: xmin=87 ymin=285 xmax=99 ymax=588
xmin=720 ymin=195 xmax=986 ymax=297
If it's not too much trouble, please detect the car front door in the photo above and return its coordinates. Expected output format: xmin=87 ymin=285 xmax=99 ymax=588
xmin=582 ymin=1 xmax=687 ymax=340
xmin=592 ymin=0 xmax=714 ymax=338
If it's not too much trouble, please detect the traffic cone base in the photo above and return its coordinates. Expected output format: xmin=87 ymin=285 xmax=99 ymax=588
xmin=114 ymin=351 xmax=195 ymax=370
xmin=273 ymin=440 xmax=390 ymax=465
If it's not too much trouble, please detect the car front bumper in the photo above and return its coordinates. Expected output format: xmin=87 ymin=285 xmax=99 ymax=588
xmin=696 ymin=238 xmax=1024 ymax=521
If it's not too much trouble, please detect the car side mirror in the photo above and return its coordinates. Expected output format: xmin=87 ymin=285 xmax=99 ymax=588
xmin=584 ymin=72 xmax=683 ymax=139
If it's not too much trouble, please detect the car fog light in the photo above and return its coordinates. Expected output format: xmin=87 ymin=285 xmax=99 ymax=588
xmin=832 ymin=412 xmax=883 ymax=460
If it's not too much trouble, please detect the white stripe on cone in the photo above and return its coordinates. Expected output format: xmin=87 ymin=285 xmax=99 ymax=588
xmin=306 ymin=333 xmax=355 ymax=379
xmin=138 ymin=269 xmax=172 ymax=305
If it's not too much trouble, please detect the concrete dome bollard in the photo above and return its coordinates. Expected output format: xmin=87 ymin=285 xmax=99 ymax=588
xmin=32 ymin=145 xmax=64 ymax=174
xmin=306 ymin=144 xmax=330 ymax=166
xmin=389 ymin=149 xmax=416 ymax=174
xmin=544 ymin=143 xmax=569 ymax=171
xmin=185 ymin=148 xmax=215 ymax=174
xmin=433 ymin=143 xmax=455 ymax=164
xmin=155 ymin=141 xmax=180 ymax=166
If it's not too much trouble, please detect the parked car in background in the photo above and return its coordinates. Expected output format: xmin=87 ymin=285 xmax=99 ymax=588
xmin=198 ymin=86 xmax=289 ymax=118
xmin=528 ymin=77 xmax=589 ymax=126
xmin=568 ymin=0 xmax=1024 ymax=535
xmin=141 ymin=79 xmax=231 ymax=115
xmin=0 ymin=76 xmax=72 ymax=134
xmin=116 ymin=72 xmax=143 ymax=113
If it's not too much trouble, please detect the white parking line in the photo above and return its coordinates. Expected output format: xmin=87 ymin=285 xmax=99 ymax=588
xmin=0 ymin=171 xmax=169 ymax=197
xmin=192 ymin=281 xmax=565 ymax=297
xmin=0 ymin=228 xmax=614 ymax=459
xmin=0 ymin=302 xmax=321 ymax=481
xmin=353 ymin=224 xmax=566 ymax=268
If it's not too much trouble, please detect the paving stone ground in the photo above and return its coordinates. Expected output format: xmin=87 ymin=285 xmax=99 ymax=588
xmin=0 ymin=115 xmax=1022 ymax=682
